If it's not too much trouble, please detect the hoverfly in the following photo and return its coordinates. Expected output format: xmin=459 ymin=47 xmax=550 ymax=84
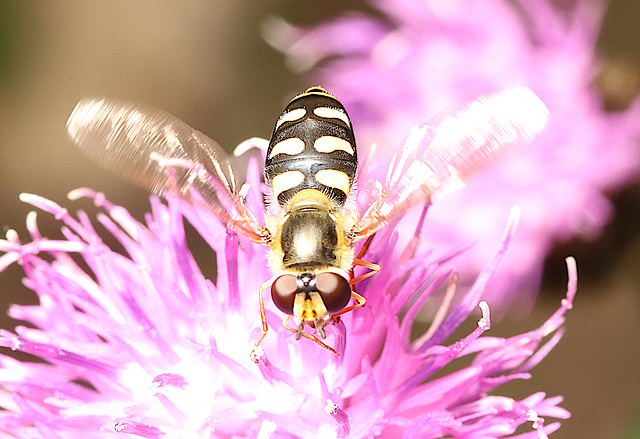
xmin=66 ymin=87 xmax=548 ymax=361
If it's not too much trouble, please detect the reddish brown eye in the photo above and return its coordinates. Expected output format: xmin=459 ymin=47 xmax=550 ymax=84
xmin=316 ymin=272 xmax=351 ymax=313
xmin=271 ymin=275 xmax=297 ymax=314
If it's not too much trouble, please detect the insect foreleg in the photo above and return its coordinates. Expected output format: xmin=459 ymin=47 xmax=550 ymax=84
xmin=281 ymin=316 xmax=339 ymax=355
xmin=249 ymin=277 xmax=276 ymax=363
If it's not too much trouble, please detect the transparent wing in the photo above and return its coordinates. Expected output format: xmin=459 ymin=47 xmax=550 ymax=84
xmin=355 ymin=87 xmax=549 ymax=240
xmin=67 ymin=98 xmax=267 ymax=242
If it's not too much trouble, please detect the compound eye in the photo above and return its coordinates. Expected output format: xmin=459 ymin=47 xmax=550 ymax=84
xmin=316 ymin=272 xmax=351 ymax=313
xmin=271 ymin=275 xmax=298 ymax=314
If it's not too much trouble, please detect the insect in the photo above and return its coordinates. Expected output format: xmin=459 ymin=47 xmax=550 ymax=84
xmin=66 ymin=86 xmax=548 ymax=361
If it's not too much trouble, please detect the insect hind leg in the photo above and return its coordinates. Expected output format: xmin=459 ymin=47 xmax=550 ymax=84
xmin=326 ymin=232 xmax=377 ymax=321
xmin=350 ymin=259 xmax=380 ymax=285
xmin=332 ymin=232 xmax=377 ymax=319
xmin=330 ymin=290 xmax=366 ymax=318
xmin=350 ymin=233 xmax=380 ymax=285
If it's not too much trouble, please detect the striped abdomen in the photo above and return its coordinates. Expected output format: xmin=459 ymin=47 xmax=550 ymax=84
xmin=265 ymin=87 xmax=357 ymax=208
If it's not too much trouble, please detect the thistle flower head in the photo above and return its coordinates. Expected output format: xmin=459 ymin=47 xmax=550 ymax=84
xmin=0 ymin=143 xmax=574 ymax=437
xmin=266 ymin=0 xmax=640 ymax=306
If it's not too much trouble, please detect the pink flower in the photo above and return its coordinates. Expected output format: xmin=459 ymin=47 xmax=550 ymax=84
xmin=266 ymin=0 xmax=640 ymax=307
xmin=0 ymin=148 xmax=574 ymax=437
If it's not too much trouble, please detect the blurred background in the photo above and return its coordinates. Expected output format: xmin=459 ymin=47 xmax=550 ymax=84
xmin=0 ymin=1 xmax=638 ymax=438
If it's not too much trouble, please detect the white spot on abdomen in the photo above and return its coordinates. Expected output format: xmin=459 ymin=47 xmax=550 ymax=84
xmin=313 ymin=107 xmax=351 ymax=127
xmin=271 ymin=170 xmax=305 ymax=198
xmin=269 ymin=137 xmax=305 ymax=159
xmin=313 ymin=136 xmax=354 ymax=155
xmin=275 ymin=108 xmax=307 ymax=130
xmin=315 ymin=169 xmax=350 ymax=194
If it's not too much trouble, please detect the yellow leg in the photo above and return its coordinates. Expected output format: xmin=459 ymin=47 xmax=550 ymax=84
xmin=250 ymin=277 xmax=276 ymax=363
xmin=350 ymin=259 xmax=380 ymax=284
xmin=330 ymin=291 xmax=366 ymax=318
xmin=349 ymin=232 xmax=380 ymax=285
xmin=356 ymin=233 xmax=376 ymax=259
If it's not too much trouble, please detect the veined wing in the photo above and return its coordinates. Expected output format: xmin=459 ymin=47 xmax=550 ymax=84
xmin=355 ymin=87 xmax=549 ymax=240
xmin=67 ymin=98 xmax=267 ymax=242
